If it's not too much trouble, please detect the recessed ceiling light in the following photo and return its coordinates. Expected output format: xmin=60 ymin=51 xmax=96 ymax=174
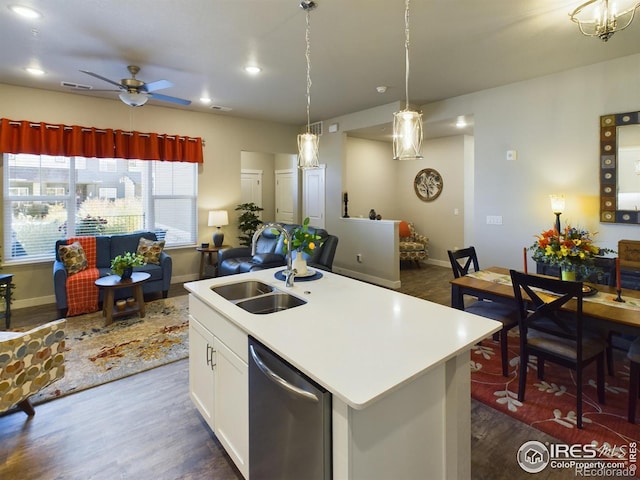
xmin=9 ymin=5 xmax=42 ymax=19
xmin=244 ymin=66 xmax=261 ymax=75
xmin=200 ymin=97 xmax=212 ymax=104
xmin=376 ymin=86 xmax=388 ymax=93
xmin=25 ymin=67 xmax=45 ymax=76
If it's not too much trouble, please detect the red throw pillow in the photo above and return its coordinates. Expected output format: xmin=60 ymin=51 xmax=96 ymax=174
xmin=399 ymin=221 xmax=411 ymax=238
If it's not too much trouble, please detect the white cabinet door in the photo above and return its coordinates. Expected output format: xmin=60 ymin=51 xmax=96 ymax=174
xmin=214 ymin=336 xmax=249 ymax=479
xmin=189 ymin=315 xmax=216 ymax=432
xmin=275 ymin=169 xmax=295 ymax=223
xmin=303 ymin=165 xmax=325 ymax=228
xmin=241 ymin=169 xmax=263 ymax=210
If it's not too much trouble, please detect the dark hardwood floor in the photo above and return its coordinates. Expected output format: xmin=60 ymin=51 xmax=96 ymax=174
xmin=1 ymin=266 xmax=583 ymax=479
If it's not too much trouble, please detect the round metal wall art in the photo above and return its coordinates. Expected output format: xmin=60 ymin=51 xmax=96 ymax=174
xmin=414 ymin=168 xmax=443 ymax=202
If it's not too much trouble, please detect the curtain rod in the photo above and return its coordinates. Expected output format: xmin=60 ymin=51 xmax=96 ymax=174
xmin=7 ymin=120 xmax=205 ymax=145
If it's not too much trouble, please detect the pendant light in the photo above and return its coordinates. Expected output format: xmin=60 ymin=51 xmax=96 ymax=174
xmin=570 ymin=0 xmax=640 ymax=42
xmin=298 ymin=1 xmax=320 ymax=169
xmin=393 ymin=0 xmax=423 ymax=160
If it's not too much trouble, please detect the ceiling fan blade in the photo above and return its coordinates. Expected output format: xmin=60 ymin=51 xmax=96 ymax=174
xmin=149 ymin=92 xmax=191 ymax=105
xmin=80 ymin=70 xmax=123 ymax=89
xmin=143 ymin=79 xmax=174 ymax=93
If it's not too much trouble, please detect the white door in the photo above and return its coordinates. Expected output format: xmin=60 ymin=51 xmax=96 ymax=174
xmin=303 ymin=165 xmax=325 ymax=228
xmin=275 ymin=169 xmax=295 ymax=223
xmin=240 ymin=169 xmax=263 ymax=208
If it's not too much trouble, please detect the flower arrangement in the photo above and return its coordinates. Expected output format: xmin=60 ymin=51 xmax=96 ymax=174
xmin=110 ymin=251 xmax=145 ymax=277
xmin=530 ymin=225 xmax=614 ymax=277
xmin=281 ymin=217 xmax=324 ymax=256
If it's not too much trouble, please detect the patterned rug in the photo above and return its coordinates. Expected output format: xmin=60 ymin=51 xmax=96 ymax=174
xmin=471 ymin=330 xmax=640 ymax=452
xmin=31 ymin=295 xmax=189 ymax=405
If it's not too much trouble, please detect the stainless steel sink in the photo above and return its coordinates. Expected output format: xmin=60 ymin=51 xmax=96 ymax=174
xmin=212 ymin=281 xmax=274 ymax=300
xmin=235 ymin=292 xmax=306 ymax=315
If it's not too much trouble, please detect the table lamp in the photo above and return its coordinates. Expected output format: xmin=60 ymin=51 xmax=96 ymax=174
xmin=549 ymin=194 xmax=565 ymax=234
xmin=208 ymin=210 xmax=229 ymax=247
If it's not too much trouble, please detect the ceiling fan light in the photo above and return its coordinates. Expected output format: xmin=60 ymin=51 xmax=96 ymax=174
xmin=9 ymin=5 xmax=42 ymax=19
xmin=298 ymin=132 xmax=319 ymax=169
xmin=119 ymin=91 xmax=148 ymax=107
xmin=393 ymin=109 xmax=423 ymax=160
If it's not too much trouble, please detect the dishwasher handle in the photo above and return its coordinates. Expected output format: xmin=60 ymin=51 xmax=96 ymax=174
xmin=250 ymin=345 xmax=319 ymax=403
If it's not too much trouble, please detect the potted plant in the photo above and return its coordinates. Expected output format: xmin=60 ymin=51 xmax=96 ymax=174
xmin=110 ymin=251 xmax=145 ymax=281
xmin=235 ymin=202 xmax=264 ymax=247
xmin=280 ymin=217 xmax=324 ymax=275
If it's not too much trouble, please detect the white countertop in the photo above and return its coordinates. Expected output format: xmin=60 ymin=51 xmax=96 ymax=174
xmin=185 ymin=268 xmax=501 ymax=410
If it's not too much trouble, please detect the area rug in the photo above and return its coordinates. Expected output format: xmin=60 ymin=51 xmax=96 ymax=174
xmin=30 ymin=295 xmax=189 ymax=405
xmin=471 ymin=331 xmax=640 ymax=451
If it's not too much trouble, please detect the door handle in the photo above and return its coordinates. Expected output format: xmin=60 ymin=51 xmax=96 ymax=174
xmin=206 ymin=343 xmax=216 ymax=369
xmin=250 ymin=345 xmax=318 ymax=402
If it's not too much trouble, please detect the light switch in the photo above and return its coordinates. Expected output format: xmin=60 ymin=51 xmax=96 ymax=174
xmin=506 ymin=150 xmax=517 ymax=161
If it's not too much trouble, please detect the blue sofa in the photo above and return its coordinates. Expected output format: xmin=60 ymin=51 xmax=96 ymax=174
xmin=217 ymin=224 xmax=338 ymax=276
xmin=53 ymin=231 xmax=172 ymax=317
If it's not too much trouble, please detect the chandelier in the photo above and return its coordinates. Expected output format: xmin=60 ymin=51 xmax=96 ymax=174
xmin=393 ymin=0 xmax=423 ymax=160
xmin=298 ymin=0 xmax=320 ymax=169
xmin=569 ymin=0 xmax=640 ymax=41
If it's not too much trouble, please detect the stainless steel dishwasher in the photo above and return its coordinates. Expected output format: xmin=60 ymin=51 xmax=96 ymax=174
xmin=248 ymin=336 xmax=331 ymax=480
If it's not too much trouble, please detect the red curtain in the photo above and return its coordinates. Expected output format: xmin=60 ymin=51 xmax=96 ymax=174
xmin=0 ymin=118 xmax=203 ymax=163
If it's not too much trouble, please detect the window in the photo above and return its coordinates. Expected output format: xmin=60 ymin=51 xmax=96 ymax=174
xmin=4 ymin=153 xmax=198 ymax=262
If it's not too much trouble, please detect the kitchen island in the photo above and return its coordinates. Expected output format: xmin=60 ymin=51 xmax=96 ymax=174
xmin=185 ymin=268 xmax=501 ymax=480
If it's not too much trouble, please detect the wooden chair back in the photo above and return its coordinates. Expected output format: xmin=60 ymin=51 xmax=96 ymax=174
xmin=448 ymin=246 xmax=480 ymax=278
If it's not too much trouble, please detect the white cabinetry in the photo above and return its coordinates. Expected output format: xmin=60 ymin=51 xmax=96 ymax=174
xmin=188 ymin=316 xmax=215 ymax=431
xmin=188 ymin=295 xmax=249 ymax=479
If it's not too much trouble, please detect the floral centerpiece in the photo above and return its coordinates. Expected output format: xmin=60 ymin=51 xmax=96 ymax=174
xmin=530 ymin=225 xmax=614 ymax=280
xmin=276 ymin=217 xmax=324 ymax=275
xmin=110 ymin=251 xmax=145 ymax=280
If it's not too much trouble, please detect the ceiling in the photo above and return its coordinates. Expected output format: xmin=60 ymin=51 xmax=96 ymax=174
xmin=2 ymin=0 xmax=640 ymax=141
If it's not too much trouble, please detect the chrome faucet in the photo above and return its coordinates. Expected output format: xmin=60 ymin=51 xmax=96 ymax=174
xmin=252 ymin=223 xmax=296 ymax=287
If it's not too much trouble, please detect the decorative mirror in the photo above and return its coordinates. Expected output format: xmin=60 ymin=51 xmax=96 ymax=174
xmin=600 ymin=111 xmax=640 ymax=224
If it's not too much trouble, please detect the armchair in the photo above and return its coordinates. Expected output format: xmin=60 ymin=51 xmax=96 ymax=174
xmin=399 ymin=221 xmax=428 ymax=266
xmin=0 ymin=319 xmax=66 ymax=416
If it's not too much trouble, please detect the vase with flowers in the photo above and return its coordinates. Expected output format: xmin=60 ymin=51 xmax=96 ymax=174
xmin=530 ymin=225 xmax=614 ymax=281
xmin=279 ymin=217 xmax=324 ymax=276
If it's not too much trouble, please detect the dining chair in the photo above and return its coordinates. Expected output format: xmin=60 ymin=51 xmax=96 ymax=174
xmin=448 ymin=247 xmax=519 ymax=377
xmin=628 ymin=337 xmax=640 ymax=423
xmin=509 ymin=270 xmax=606 ymax=429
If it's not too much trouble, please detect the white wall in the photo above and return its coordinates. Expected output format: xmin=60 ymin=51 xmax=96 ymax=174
xmin=345 ymin=137 xmax=397 ymax=220
xmin=422 ymin=53 xmax=640 ymax=273
xmin=396 ymin=136 xmax=466 ymax=266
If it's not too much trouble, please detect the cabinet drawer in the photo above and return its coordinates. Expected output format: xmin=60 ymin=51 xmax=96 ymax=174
xmin=189 ymin=294 xmax=248 ymax=363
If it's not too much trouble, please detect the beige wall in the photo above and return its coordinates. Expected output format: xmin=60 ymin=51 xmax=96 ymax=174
xmin=0 ymin=84 xmax=298 ymax=308
xmin=422 ymin=52 xmax=640 ymax=272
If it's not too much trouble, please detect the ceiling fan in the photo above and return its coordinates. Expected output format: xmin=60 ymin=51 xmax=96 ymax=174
xmin=79 ymin=65 xmax=191 ymax=107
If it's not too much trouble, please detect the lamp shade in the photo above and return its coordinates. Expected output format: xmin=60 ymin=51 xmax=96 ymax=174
xmin=392 ymin=109 xmax=424 ymax=160
xmin=208 ymin=210 xmax=229 ymax=227
xmin=298 ymin=132 xmax=320 ymax=169
xmin=549 ymin=194 xmax=565 ymax=214
xmin=119 ymin=91 xmax=148 ymax=107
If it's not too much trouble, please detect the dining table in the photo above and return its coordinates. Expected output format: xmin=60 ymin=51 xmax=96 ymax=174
xmin=450 ymin=266 xmax=640 ymax=336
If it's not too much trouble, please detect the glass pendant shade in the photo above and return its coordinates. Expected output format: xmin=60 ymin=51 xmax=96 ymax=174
xmin=393 ymin=109 xmax=424 ymax=160
xmin=570 ymin=0 xmax=640 ymax=41
xmin=298 ymin=132 xmax=319 ymax=169
xmin=119 ymin=91 xmax=148 ymax=107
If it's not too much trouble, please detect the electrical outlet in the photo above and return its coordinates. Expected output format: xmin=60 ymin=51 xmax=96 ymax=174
xmin=486 ymin=215 xmax=503 ymax=225
xmin=356 ymin=253 xmax=363 ymax=263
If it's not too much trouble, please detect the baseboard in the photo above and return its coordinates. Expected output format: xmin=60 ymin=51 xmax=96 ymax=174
xmin=332 ymin=267 xmax=401 ymax=290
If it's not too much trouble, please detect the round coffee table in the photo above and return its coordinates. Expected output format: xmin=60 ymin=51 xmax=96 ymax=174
xmin=94 ymin=272 xmax=151 ymax=325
